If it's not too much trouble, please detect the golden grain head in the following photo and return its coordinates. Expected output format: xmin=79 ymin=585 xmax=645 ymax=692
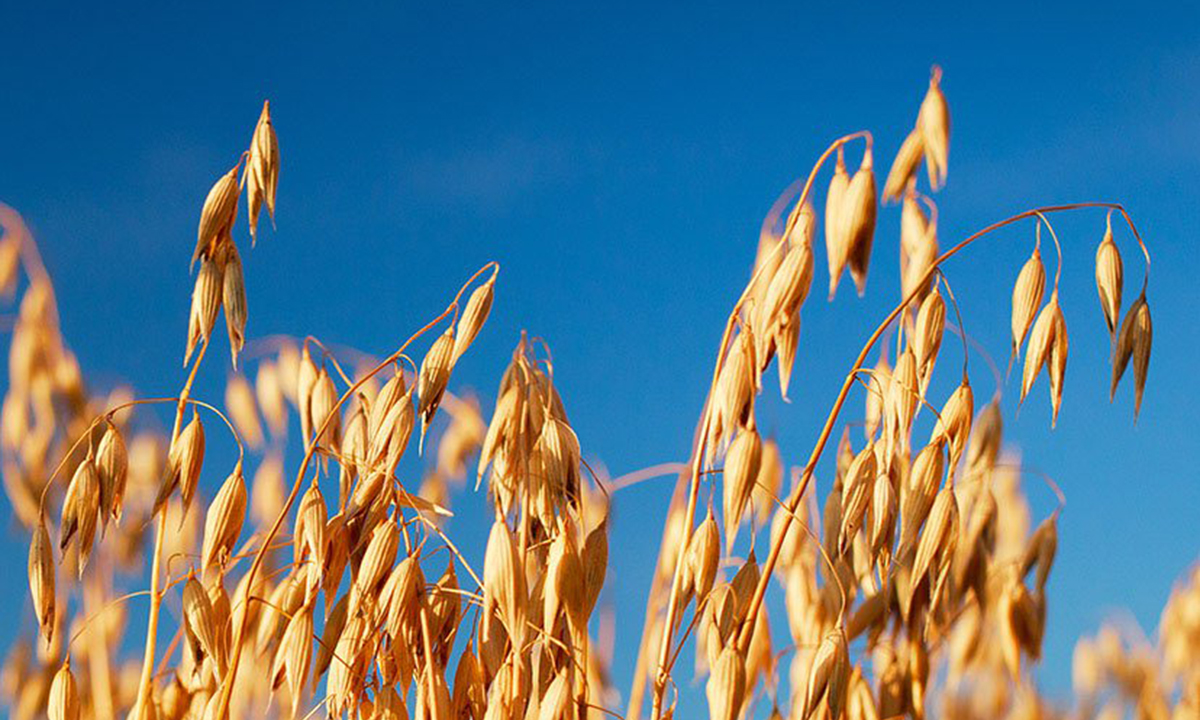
xmin=1095 ymin=213 xmax=1124 ymax=341
xmin=824 ymin=150 xmax=852 ymax=298
xmin=917 ymin=65 xmax=950 ymax=189
xmin=1011 ymin=245 xmax=1046 ymax=360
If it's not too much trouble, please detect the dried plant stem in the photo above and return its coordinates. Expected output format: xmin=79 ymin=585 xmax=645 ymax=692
xmin=133 ymin=332 xmax=211 ymax=716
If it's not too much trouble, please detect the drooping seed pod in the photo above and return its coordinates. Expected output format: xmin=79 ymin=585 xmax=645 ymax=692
xmin=193 ymin=165 xmax=240 ymax=267
xmin=1095 ymin=213 xmax=1124 ymax=341
xmin=453 ymin=273 xmax=496 ymax=363
xmin=483 ymin=516 xmax=526 ymax=644
xmin=688 ymin=508 xmax=721 ymax=604
xmin=96 ymin=419 xmax=129 ymax=527
xmin=29 ymin=513 xmax=55 ymax=646
xmin=918 ymin=65 xmax=950 ymax=189
xmin=1011 ymin=246 xmax=1046 ymax=361
xmin=825 ymin=150 xmax=851 ymax=298
xmin=351 ymin=521 xmax=399 ymax=617
xmin=965 ymin=400 xmax=1002 ymax=477
xmin=889 ymin=348 xmax=919 ymax=444
xmin=48 ymin=658 xmax=79 ymax=720
xmin=246 ymin=100 xmax=280 ymax=244
xmin=722 ymin=426 xmax=763 ymax=551
xmin=309 ymin=366 xmax=341 ymax=452
xmin=1048 ymin=304 xmax=1069 ymax=427
xmin=900 ymin=441 xmax=945 ymax=554
xmin=803 ymin=627 xmax=850 ymax=720
xmin=182 ymin=574 xmax=227 ymax=680
xmin=1021 ymin=292 xmax=1060 ymax=407
xmin=912 ymin=288 xmax=945 ymax=378
xmin=762 ymin=236 xmax=815 ymax=338
xmin=930 ymin=378 xmax=973 ymax=471
xmin=297 ymin=344 xmax=319 ymax=444
xmin=382 ymin=556 xmax=423 ymax=642
xmin=255 ymin=360 xmax=288 ymax=439
xmin=294 ymin=479 xmax=327 ymax=601
xmin=201 ymin=460 xmax=247 ymax=575
xmin=837 ymin=442 xmax=877 ymax=556
xmin=865 ymin=350 xmax=890 ymax=442
xmin=60 ymin=455 xmax=99 ymax=577
xmin=418 ymin=324 xmax=456 ymax=451
xmin=775 ymin=317 xmax=800 ymax=401
xmin=581 ymin=514 xmax=609 ymax=618
xmin=156 ymin=409 xmax=205 ymax=518
xmin=222 ymin=242 xmax=247 ymax=368
xmin=544 ymin=531 xmax=586 ymax=634
xmin=753 ymin=438 xmax=783 ymax=525
xmin=1112 ymin=293 xmax=1152 ymax=417
xmin=271 ymin=600 xmax=313 ymax=720
xmin=224 ymin=374 xmax=263 ymax=450
xmin=1022 ymin=513 xmax=1059 ymax=594
xmin=870 ymin=471 xmax=898 ymax=563
xmin=839 ymin=148 xmax=879 ymax=297
xmin=910 ymin=484 xmax=959 ymax=606
xmin=185 ymin=255 xmax=224 ymax=367
xmin=884 ymin=129 xmax=925 ymax=203
xmin=313 ymin=593 xmax=349 ymax=682
xmin=368 ymin=369 xmax=407 ymax=441
xmin=339 ymin=403 xmax=367 ymax=503
xmin=706 ymin=645 xmax=747 ymax=720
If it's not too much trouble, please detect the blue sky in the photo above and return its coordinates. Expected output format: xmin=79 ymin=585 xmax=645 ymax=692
xmin=2 ymin=1 xmax=1198 ymax=714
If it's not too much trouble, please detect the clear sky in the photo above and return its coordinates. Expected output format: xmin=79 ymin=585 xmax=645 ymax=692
xmin=1 ymin=1 xmax=1198 ymax=714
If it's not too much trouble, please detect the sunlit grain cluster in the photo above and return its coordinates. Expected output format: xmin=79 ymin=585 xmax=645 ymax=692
xmin=0 ymin=66 xmax=1182 ymax=720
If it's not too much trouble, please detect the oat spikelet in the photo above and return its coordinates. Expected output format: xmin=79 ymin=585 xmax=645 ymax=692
xmin=294 ymin=479 xmax=327 ymax=601
xmin=931 ymin=378 xmax=973 ymax=470
xmin=182 ymin=574 xmax=227 ymax=680
xmin=1020 ymin=291 xmax=1059 ymax=408
xmin=722 ymin=426 xmax=762 ymax=551
xmin=200 ymin=460 xmax=247 ymax=575
xmin=1011 ymin=246 xmax=1046 ymax=362
xmin=155 ymin=408 xmax=205 ymax=517
xmin=453 ymin=274 xmax=496 ymax=363
xmin=418 ymin=325 xmax=456 ymax=453
xmin=246 ymin=100 xmax=280 ymax=244
xmin=256 ymin=360 xmax=288 ymax=438
xmin=60 ymin=455 xmax=99 ymax=578
xmin=884 ymin=129 xmax=924 ymax=202
xmin=185 ymin=254 xmax=225 ymax=367
xmin=96 ymin=419 xmax=129 ymax=527
xmin=917 ymin=65 xmax=950 ymax=190
xmin=912 ymin=288 xmax=945 ymax=378
xmin=271 ymin=600 xmax=313 ymax=720
xmin=825 ymin=151 xmax=851 ymax=298
xmin=838 ymin=442 xmax=877 ymax=556
xmin=29 ymin=513 xmax=55 ymax=646
xmin=837 ymin=148 xmax=879 ymax=298
xmin=193 ymin=166 xmax=240 ymax=267
xmin=222 ymin=242 xmax=247 ymax=368
xmin=1048 ymin=304 xmax=1069 ymax=427
xmin=48 ymin=658 xmax=78 ymax=720
xmin=1112 ymin=293 xmax=1152 ymax=417
xmin=1095 ymin=213 xmax=1124 ymax=341
xmin=225 ymin=374 xmax=263 ymax=449
xmin=483 ymin=516 xmax=526 ymax=645
xmin=803 ymin=627 xmax=850 ymax=720
xmin=688 ymin=508 xmax=721 ymax=604
xmin=706 ymin=644 xmax=747 ymax=720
